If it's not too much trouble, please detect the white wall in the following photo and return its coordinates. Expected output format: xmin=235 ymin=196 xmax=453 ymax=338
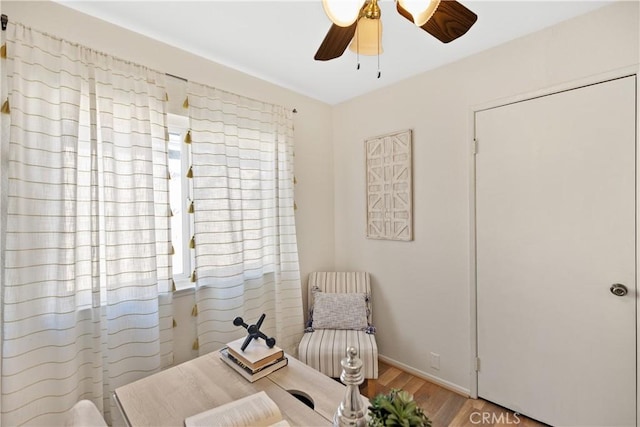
xmin=332 ymin=1 xmax=639 ymax=393
xmin=1 ymin=0 xmax=335 ymax=365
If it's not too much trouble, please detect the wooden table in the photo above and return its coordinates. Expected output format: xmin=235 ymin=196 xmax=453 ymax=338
xmin=114 ymin=352 xmax=366 ymax=426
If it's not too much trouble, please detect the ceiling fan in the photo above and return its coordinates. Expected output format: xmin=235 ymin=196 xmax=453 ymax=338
xmin=314 ymin=0 xmax=478 ymax=61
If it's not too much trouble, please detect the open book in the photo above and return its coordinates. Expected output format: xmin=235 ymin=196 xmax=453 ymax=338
xmin=184 ymin=391 xmax=290 ymax=427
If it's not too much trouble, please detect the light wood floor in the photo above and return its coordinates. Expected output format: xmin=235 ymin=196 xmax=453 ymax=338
xmin=360 ymin=360 xmax=547 ymax=427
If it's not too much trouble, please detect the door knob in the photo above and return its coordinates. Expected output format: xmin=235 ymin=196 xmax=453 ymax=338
xmin=610 ymin=283 xmax=628 ymax=297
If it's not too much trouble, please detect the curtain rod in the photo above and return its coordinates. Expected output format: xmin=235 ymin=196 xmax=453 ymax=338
xmin=165 ymin=72 xmax=187 ymax=83
xmin=165 ymin=72 xmax=297 ymax=113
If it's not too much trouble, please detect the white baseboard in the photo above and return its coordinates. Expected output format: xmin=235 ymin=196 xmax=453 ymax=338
xmin=378 ymin=354 xmax=470 ymax=397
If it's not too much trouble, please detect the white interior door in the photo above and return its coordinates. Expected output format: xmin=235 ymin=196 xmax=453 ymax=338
xmin=475 ymin=76 xmax=636 ymax=426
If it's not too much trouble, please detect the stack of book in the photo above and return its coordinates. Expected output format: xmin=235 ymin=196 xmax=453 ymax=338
xmin=220 ymin=337 xmax=288 ymax=382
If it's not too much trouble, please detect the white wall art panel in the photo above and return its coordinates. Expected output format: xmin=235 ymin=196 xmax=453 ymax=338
xmin=365 ymin=130 xmax=413 ymax=241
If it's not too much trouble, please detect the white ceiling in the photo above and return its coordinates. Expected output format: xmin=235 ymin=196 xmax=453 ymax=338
xmin=56 ymin=0 xmax=614 ymax=105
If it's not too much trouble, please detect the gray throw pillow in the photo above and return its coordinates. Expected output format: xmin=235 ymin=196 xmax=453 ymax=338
xmin=312 ymin=292 xmax=368 ymax=330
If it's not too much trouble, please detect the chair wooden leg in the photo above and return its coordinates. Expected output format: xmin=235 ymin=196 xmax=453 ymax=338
xmin=363 ymin=378 xmax=376 ymax=398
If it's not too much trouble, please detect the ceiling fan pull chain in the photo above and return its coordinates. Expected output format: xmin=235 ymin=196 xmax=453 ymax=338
xmin=356 ymin=18 xmax=361 ymax=70
xmin=377 ymin=18 xmax=381 ymax=79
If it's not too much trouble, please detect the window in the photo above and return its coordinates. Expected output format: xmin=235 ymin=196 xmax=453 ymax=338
xmin=167 ymin=114 xmax=194 ymax=288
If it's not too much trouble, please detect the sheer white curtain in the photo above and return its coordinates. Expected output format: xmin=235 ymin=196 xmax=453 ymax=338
xmin=186 ymin=82 xmax=303 ymax=356
xmin=1 ymin=23 xmax=173 ymax=426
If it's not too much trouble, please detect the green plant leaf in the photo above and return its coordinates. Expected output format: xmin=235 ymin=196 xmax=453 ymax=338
xmin=367 ymin=388 xmax=431 ymax=427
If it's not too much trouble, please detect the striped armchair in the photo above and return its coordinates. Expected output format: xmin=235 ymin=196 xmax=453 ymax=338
xmin=298 ymin=272 xmax=378 ymax=396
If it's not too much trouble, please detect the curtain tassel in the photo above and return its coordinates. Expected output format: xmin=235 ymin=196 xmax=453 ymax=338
xmin=183 ymin=97 xmax=189 ymax=109
xmin=173 ymin=318 xmax=177 ymax=328
xmin=188 ymin=200 xmax=195 ymax=213
xmin=189 ymin=236 xmax=195 ymax=249
xmin=184 ymin=130 xmax=192 ymax=144
xmin=171 ymin=279 xmax=176 ymax=292
xmin=192 ymin=338 xmax=199 ymax=350
xmin=190 ymin=270 xmax=197 ymax=282
xmin=169 ymin=208 xmax=174 ymax=217
xmin=186 ymin=166 xmax=193 ymax=178
xmin=165 ymin=92 xmax=169 ymax=101
xmin=293 ymin=176 xmax=298 ymax=185
xmin=191 ymin=304 xmax=198 ymax=316
xmin=167 ymin=169 xmax=171 ymax=179
xmin=0 ymin=44 xmax=6 ymax=59
xmin=1 ymin=98 xmax=9 ymax=114
xmin=294 ymin=202 xmax=298 ymax=211
xmin=169 ymin=244 xmax=175 ymax=255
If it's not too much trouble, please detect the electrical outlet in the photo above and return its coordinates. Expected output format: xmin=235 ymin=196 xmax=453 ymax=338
xmin=430 ymin=352 xmax=440 ymax=370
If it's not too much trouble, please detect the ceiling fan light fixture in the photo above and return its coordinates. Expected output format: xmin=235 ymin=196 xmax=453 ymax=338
xmin=348 ymin=16 xmax=383 ymax=56
xmin=398 ymin=0 xmax=442 ymax=26
xmin=322 ymin=0 xmax=366 ymax=27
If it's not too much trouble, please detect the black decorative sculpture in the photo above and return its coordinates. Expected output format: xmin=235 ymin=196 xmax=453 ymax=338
xmin=233 ymin=314 xmax=276 ymax=351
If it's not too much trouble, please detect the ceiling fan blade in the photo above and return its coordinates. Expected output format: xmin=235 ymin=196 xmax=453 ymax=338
xmin=397 ymin=0 xmax=477 ymax=44
xmin=314 ymin=22 xmax=358 ymax=61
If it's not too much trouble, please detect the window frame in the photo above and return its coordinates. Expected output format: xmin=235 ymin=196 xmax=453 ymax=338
xmin=167 ymin=113 xmax=194 ymax=290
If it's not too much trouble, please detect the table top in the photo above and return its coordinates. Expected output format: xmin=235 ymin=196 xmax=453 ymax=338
xmin=114 ymin=352 xmax=365 ymax=426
